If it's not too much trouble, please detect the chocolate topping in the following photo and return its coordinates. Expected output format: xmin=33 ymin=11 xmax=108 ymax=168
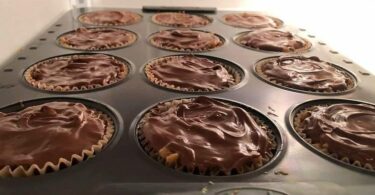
xmin=223 ymin=12 xmax=282 ymax=29
xmin=152 ymin=12 xmax=211 ymax=27
xmin=140 ymin=96 xmax=274 ymax=173
xmin=149 ymin=29 xmax=223 ymax=52
xmin=25 ymin=54 xmax=128 ymax=91
xmin=298 ymin=103 xmax=375 ymax=167
xmin=58 ymin=28 xmax=136 ymax=50
xmin=236 ymin=29 xmax=310 ymax=52
xmin=258 ymin=56 xmax=354 ymax=92
xmin=79 ymin=10 xmax=141 ymax=26
xmin=0 ymin=102 xmax=107 ymax=168
xmin=145 ymin=55 xmax=237 ymax=91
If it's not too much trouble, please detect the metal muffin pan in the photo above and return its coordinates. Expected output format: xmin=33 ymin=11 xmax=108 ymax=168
xmin=0 ymin=7 xmax=374 ymax=195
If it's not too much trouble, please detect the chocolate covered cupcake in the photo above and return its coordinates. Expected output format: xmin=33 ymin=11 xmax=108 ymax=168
xmin=255 ymin=56 xmax=356 ymax=93
xmin=0 ymin=101 xmax=114 ymax=177
xmin=152 ymin=12 xmax=211 ymax=27
xmin=149 ymin=29 xmax=224 ymax=52
xmin=293 ymin=102 xmax=375 ymax=170
xmin=222 ymin=12 xmax=283 ymax=29
xmin=144 ymin=55 xmax=241 ymax=92
xmin=235 ymin=29 xmax=311 ymax=52
xmin=58 ymin=28 xmax=137 ymax=50
xmin=137 ymin=96 xmax=277 ymax=175
xmin=79 ymin=10 xmax=141 ymax=26
xmin=24 ymin=54 xmax=129 ymax=92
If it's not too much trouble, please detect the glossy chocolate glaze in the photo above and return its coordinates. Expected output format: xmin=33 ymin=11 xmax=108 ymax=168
xmin=149 ymin=29 xmax=223 ymax=51
xmin=259 ymin=56 xmax=353 ymax=92
xmin=146 ymin=55 xmax=236 ymax=91
xmin=237 ymin=29 xmax=309 ymax=52
xmin=140 ymin=96 xmax=274 ymax=173
xmin=298 ymin=103 xmax=375 ymax=167
xmin=223 ymin=12 xmax=282 ymax=29
xmin=79 ymin=10 xmax=141 ymax=26
xmin=27 ymin=54 xmax=127 ymax=89
xmin=152 ymin=12 xmax=210 ymax=27
xmin=58 ymin=28 xmax=136 ymax=50
xmin=0 ymin=102 xmax=107 ymax=168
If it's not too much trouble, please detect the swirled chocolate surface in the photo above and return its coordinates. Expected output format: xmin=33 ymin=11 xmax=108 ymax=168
xmin=258 ymin=56 xmax=354 ymax=92
xmin=236 ymin=29 xmax=310 ymax=52
xmin=152 ymin=12 xmax=211 ymax=27
xmin=79 ymin=10 xmax=141 ymax=26
xmin=58 ymin=28 xmax=136 ymax=50
xmin=222 ymin=12 xmax=282 ymax=29
xmin=0 ymin=102 xmax=107 ymax=168
xmin=149 ymin=29 xmax=223 ymax=51
xmin=297 ymin=103 xmax=375 ymax=167
xmin=26 ymin=54 xmax=128 ymax=90
xmin=146 ymin=55 xmax=237 ymax=91
xmin=140 ymin=96 xmax=274 ymax=173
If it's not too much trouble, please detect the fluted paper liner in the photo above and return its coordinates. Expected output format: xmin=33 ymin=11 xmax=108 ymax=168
xmin=151 ymin=13 xmax=212 ymax=28
xmin=136 ymin=98 xmax=277 ymax=176
xmin=0 ymin=111 xmax=115 ymax=178
xmin=144 ymin=56 xmax=242 ymax=92
xmin=24 ymin=54 xmax=129 ymax=92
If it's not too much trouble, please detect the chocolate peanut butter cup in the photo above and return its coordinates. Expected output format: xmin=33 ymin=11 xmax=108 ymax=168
xmin=58 ymin=28 xmax=137 ymax=50
xmin=24 ymin=54 xmax=130 ymax=92
xmin=222 ymin=12 xmax=283 ymax=29
xmin=144 ymin=55 xmax=242 ymax=92
xmin=78 ymin=10 xmax=142 ymax=26
xmin=151 ymin=12 xmax=211 ymax=27
xmin=148 ymin=29 xmax=224 ymax=52
xmin=234 ymin=29 xmax=311 ymax=52
xmin=291 ymin=99 xmax=375 ymax=172
xmin=136 ymin=96 xmax=282 ymax=176
xmin=0 ymin=98 xmax=116 ymax=177
xmin=254 ymin=56 xmax=356 ymax=94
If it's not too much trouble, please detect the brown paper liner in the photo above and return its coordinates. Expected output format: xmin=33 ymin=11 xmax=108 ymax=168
xmin=0 ymin=111 xmax=115 ymax=178
xmin=136 ymin=98 xmax=277 ymax=176
xmin=293 ymin=106 xmax=374 ymax=171
xmin=144 ymin=56 xmax=241 ymax=92
xmin=78 ymin=11 xmax=142 ymax=26
xmin=24 ymin=54 xmax=129 ymax=92
xmin=255 ymin=57 xmax=356 ymax=94
xmin=151 ymin=13 xmax=212 ymax=28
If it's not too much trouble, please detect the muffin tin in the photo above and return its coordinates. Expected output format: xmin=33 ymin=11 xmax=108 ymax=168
xmin=0 ymin=7 xmax=375 ymax=195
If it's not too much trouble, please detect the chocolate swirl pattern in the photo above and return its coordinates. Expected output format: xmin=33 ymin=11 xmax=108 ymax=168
xmin=58 ymin=28 xmax=137 ymax=50
xmin=24 ymin=54 xmax=128 ymax=92
xmin=295 ymin=103 xmax=375 ymax=169
xmin=236 ymin=29 xmax=310 ymax=52
xmin=79 ymin=10 xmax=141 ymax=26
xmin=152 ymin=12 xmax=211 ymax=27
xmin=138 ymin=96 xmax=275 ymax=175
xmin=222 ymin=12 xmax=282 ymax=29
xmin=149 ymin=29 xmax=224 ymax=52
xmin=145 ymin=55 xmax=240 ymax=92
xmin=256 ymin=56 xmax=355 ymax=92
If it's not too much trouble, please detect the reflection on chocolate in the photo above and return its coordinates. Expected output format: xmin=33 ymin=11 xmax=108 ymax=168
xmin=223 ymin=12 xmax=282 ymax=29
xmin=58 ymin=28 xmax=136 ymax=50
xmin=140 ymin=96 xmax=275 ymax=174
xmin=236 ymin=29 xmax=310 ymax=52
xmin=298 ymin=103 xmax=375 ymax=168
xmin=0 ymin=102 xmax=107 ymax=168
xmin=149 ymin=29 xmax=223 ymax=52
xmin=25 ymin=54 xmax=128 ymax=91
xmin=152 ymin=12 xmax=211 ymax=27
xmin=145 ymin=55 xmax=237 ymax=91
xmin=79 ymin=10 xmax=141 ymax=26
xmin=258 ymin=56 xmax=354 ymax=92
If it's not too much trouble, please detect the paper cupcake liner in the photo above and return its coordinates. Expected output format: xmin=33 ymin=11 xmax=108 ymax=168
xmin=293 ymin=107 xmax=374 ymax=171
xmin=255 ymin=58 xmax=356 ymax=94
xmin=24 ymin=54 xmax=129 ymax=92
xmin=78 ymin=12 xmax=142 ymax=26
xmin=0 ymin=111 xmax=115 ymax=178
xmin=144 ymin=56 xmax=241 ymax=92
xmin=151 ymin=13 xmax=212 ymax=28
xmin=136 ymin=98 xmax=277 ymax=176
